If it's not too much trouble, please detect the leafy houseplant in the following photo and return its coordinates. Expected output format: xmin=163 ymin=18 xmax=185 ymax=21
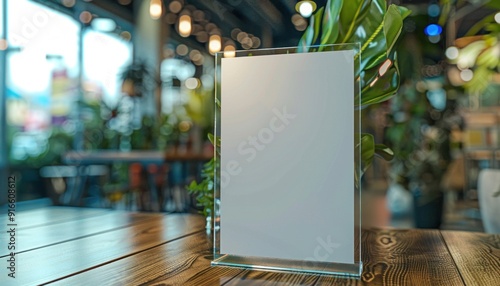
xmin=385 ymin=81 xmax=456 ymax=227
xmin=188 ymin=0 xmax=411 ymax=218
xmin=384 ymin=8 xmax=467 ymax=227
xmin=297 ymin=0 xmax=410 ymax=179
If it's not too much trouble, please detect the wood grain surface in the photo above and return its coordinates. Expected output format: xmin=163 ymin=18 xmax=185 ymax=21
xmin=0 ymin=211 xmax=203 ymax=285
xmin=1 ymin=207 xmax=497 ymax=286
xmin=0 ymin=211 xmax=152 ymax=256
xmin=441 ymin=230 xmax=500 ymax=286
xmin=2 ymin=206 xmax=109 ymax=229
xmin=317 ymin=229 xmax=464 ymax=286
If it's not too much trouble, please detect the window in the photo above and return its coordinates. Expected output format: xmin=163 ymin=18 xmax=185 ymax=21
xmin=6 ymin=0 xmax=79 ymax=162
xmin=83 ymin=29 xmax=132 ymax=107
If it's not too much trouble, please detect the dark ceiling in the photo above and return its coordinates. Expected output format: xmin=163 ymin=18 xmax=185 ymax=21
xmin=90 ymin=0 xmax=325 ymax=48
xmin=44 ymin=0 xmax=499 ymax=50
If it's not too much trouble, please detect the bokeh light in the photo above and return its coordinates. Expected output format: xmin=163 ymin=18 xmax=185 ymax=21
xmin=0 ymin=39 xmax=8 ymax=50
xmin=208 ymin=34 xmax=221 ymax=54
xmin=424 ymin=24 xmax=442 ymax=36
xmin=185 ymin=77 xmax=200 ymax=89
xmin=445 ymin=46 xmax=459 ymax=60
xmin=224 ymin=45 xmax=236 ymax=58
xmin=79 ymin=11 xmax=93 ymax=24
xmin=427 ymin=4 xmax=440 ymax=17
xmin=178 ymin=15 xmax=192 ymax=37
xmin=460 ymin=69 xmax=474 ymax=82
xmin=169 ymin=1 xmax=183 ymax=13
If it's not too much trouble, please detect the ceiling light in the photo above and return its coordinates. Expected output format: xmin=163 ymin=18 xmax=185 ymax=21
xmin=178 ymin=15 xmax=192 ymax=37
xmin=241 ymin=37 xmax=253 ymax=49
xmin=295 ymin=1 xmax=316 ymax=18
xmin=224 ymin=45 xmax=236 ymax=58
xmin=150 ymin=0 xmax=163 ymax=20
xmin=169 ymin=1 xmax=183 ymax=14
xmin=231 ymin=28 xmax=241 ymax=40
xmin=79 ymin=11 xmax=93 ymax=24
xmin=62 ymin=0 xmax=76 ymax=7
xmin=209 ymin=35 xmax=221 ymax=55
xmin=251 ymin=37 xmax=261 ymax=48
xmin=236 ymin=31 xmax=248 ymax=43
xmin=189 ymin=50 xmax=203 ymax=62
xmin=176 ymin=44 xmax=189 ymax=56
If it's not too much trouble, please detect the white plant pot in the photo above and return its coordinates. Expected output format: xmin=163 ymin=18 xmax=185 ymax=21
xmin=477 ymin=169 xmax=500 ymax=233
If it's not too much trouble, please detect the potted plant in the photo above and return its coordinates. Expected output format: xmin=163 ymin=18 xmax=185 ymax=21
xmin=383 ymin=8 xmax=465 ymax=227
xmin=385 ymin=80 xmax=456 ymax=228
xmin=188 ymin=0 xmax=411 ymax=222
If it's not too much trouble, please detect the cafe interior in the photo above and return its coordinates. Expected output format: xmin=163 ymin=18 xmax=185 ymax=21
xmin=2 ymin=0 xmax=499 ymax=228
xmin=0 ymin=0 xmax=500 ymax=283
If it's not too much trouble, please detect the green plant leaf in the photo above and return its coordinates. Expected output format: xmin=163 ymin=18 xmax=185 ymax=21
xmin=486 ymin=0 xmax=500 ymax=9
xmin=320 ymin=0 xmax=344 ymax=46
xmin=298 ymin=7 xmax=324 ymax=52
xmin=298 ymin=24 xmax=314 ymax=52
xmin=358 ymin=62 xmax=400 ymax=107
xmin=485 ymin=23 xmax=500 ymax=33
xmin=464 ymin=14 xmax=495 ymax=36
xmin=339 ymin=0 xmax=372 ymax=43
xmin=465 ymin=65 xmax=492 ymax=95
xmin=383 ymin=5 xmax=410 ymax=58
xmin=375 ymin=144 xmax=394 ymax=161
xmin=349 ymin=0 xmax=386 ymax=72
xmin=476 ymin=45 xmax=500 ymax=69
xmin=358 ymin=133 xmax=375 ymax=177
xmin=208 ymin=133 xmax=220 ymax=147
xmin=438 ymin=0 xmax=452 ymax=26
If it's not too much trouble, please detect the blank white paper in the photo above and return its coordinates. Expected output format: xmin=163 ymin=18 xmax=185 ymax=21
xmin=220 ymin=50 xmax=355 ymax=265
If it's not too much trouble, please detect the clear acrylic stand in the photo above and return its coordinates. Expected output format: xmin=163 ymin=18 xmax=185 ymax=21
xmin=212 ymin=44 xmax=362 ymax=276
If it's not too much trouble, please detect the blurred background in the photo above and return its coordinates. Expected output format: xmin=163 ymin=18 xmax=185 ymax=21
xmin=0 ymin=0 xmax=499 ymax=233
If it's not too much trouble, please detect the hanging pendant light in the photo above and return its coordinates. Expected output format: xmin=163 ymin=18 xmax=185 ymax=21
xmin=178 ymin=15 xmax=192 ymax=37
xmin=295 ymin=1 xmax=317 ymax=18
xmin=223 ymin=45 xmax=236 ymax=58
xmin=209 ymin=35 xmax=222 ymax=55
xmin=150 ymin=0 xmax=163 ymax=20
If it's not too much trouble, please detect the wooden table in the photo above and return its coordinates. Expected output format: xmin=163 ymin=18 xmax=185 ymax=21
xmin=1 ymin=207 xmax=499 ymax=285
